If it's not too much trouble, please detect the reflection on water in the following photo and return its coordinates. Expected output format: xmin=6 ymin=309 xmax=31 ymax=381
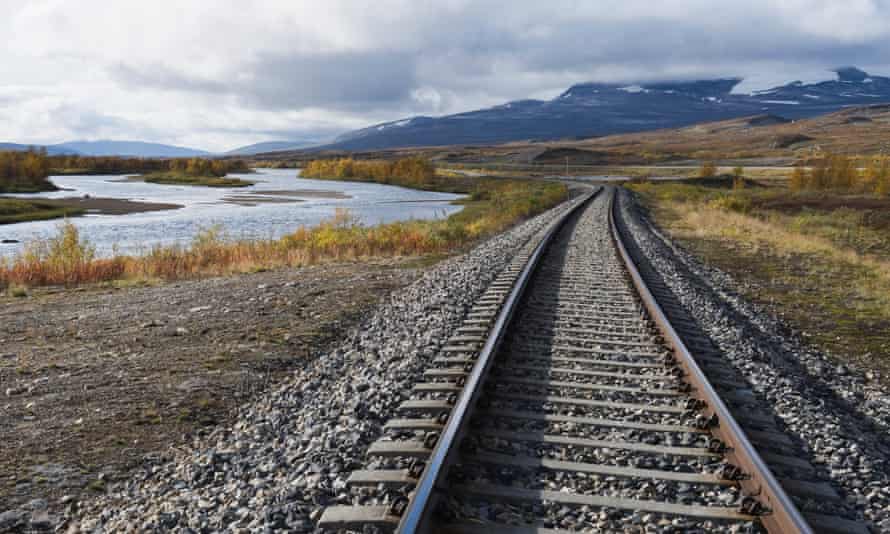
xmin=0 ymin=169 xmax=463 ymax=258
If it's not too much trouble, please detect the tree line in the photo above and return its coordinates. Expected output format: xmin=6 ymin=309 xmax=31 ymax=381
xmin=1 ymin=149 xmax=251 ymax=185
xmin=0 ymin=149 xmax=54 ymax=192
xmin=790 ymin=154 xmax=890 ymax=196
xmin=52 ymin=155 xmax=250 ymax=177
xmin=301 ymin=157 xmax=435 ymax=187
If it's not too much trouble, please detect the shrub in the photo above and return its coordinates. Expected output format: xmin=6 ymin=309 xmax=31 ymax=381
xmin=698 ymin=161 xmax=717 ymax=178
xmin=709 ymin=195 xmax=751 ymax=214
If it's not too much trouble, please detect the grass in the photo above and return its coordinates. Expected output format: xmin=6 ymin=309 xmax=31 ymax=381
xmin=0 ymin=198 xmax=85 ymax=224
xmin=0 ymin=175 xmax=567 ymax=290
xmin=141 ymin=172 xmax=255 ymax=188
xmin=7 ymin=284 xmax=28 ymax=298
xmin=628 ymin=177 xmax=890 ymax=375
xmin=0 ymin=181 xmax=59 ymax=194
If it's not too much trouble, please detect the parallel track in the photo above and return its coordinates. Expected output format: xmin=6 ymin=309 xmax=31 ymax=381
xmin=318 ymin=187 xmax=813 ymax=533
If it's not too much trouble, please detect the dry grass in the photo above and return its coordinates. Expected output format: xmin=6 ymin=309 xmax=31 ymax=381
xmin=667 ymin=202 xmax=890 ymax=314
xmin=631 ymin=179 xmax=890 ymax=373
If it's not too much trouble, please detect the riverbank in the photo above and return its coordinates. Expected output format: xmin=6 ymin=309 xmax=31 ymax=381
xmin=0 ymin=181 xmax=59 ymax=194
xmin=0 ymin=196 xmax=183 ymax=227
xmin=1 ymin=172 xmax=566 ymax=290
xmin=0 ymin=199 xmax=84 ymax=225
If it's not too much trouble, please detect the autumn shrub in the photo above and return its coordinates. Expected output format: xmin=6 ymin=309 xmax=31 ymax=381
xmin=1 ymin=221 xmax=126 ymax=287
xmin=709 ymin=194 xmax=751 ymax=214
xmin=698 ymin=161 xmax=717 ymax=178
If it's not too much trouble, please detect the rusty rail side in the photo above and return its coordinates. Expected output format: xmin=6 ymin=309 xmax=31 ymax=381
xmin=609 ymin=188 xmax=812 ymax=534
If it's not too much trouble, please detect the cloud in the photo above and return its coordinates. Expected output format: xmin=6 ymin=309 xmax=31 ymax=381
xmin=1 ymin=0 xmax=890 ymax=150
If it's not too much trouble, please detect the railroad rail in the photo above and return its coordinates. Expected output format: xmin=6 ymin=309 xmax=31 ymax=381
xmin=318 ymin=187 xmax=815 ymax=533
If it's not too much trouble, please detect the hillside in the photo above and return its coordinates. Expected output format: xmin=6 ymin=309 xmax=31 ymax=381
xmin=224 ymin=140 xmax=322 ymax=156
xmin=320 ymin=67 xmax=890 ymax=151
xmin=0 ymin=143 xmax=78 ymax=156
xmin=253 ymin=104 xmax=890 ymax=168
xmin=554 ymin=103 xmax=890 ymax=162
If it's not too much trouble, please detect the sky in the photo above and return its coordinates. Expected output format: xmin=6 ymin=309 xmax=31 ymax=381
xmin=2 ymin=0 xmax=890 ymax=152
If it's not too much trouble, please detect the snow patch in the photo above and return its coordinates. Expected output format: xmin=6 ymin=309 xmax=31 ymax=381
xmin=760 ymin=100 xmax=801 ymax=105
xmin=619 ymin=85 xmax=647 ymax=93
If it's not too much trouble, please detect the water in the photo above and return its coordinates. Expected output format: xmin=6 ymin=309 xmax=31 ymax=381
xmin=0 ymin=169 xmax=463 ymax=258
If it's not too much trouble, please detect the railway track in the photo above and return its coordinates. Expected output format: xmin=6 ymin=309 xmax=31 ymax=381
xmin=317 ymin=187 xmax=815 ymax=533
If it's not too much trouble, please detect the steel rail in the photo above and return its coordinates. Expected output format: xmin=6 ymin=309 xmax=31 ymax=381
xmin=395 ymin=188 xmax=600 ymax=534
xmin=608 ymin=188 xmax=813 ymax=534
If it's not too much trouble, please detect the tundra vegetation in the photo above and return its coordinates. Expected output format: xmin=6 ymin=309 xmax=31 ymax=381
xmin=0 ymin=149 xmax=56 ymax=193
xmin=301 ymin=156 xmax=436 ymax=189
xmin=1 ymin=150 xmax=252 ymax=183
xmin=0 ymin=198 xmax=84 ymax=225
xmin=629 ymin=161 xmax=890 ymax=374
xmin=1 ymin=158 xmax=567 ymax=290
xmin=139 ymin=158 xmax=254 ymax=187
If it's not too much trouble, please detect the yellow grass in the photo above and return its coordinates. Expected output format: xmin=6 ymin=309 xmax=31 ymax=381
xmin=631 ymin=179 xmax=890 ymax=371
xmin=670 ymin=203 xmax=890 ymax=309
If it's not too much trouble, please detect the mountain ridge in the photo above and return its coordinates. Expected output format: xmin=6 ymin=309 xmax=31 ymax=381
xmin=51 ymin=140 xmax=211 ymax=158
xmin=1 ymin=139 xmax=323 ymax=158
xmin=322 ymin=67 xmax=890 ymax=151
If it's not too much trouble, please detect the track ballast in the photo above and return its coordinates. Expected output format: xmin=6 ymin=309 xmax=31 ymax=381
xmin=318 ymin=188 xmax=813 ymax=533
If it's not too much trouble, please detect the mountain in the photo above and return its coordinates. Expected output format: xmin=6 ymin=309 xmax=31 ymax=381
xmin=224 ymin=140 xmax=322 ymax=156
xmin=325 ymin=67 xmax=890 ymax=151
xmin=49 ymin=140 xmax=210 ymax=157
xmin=0 ymin=142 xmax=80 ymax=155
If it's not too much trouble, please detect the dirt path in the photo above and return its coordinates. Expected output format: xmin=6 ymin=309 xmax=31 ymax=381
xmin=0 ymin=260 xmax=420 ymax=522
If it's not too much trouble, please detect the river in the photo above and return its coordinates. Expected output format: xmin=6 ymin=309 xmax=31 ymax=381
xmin=0 ymin=169 xmax=463 ymax=258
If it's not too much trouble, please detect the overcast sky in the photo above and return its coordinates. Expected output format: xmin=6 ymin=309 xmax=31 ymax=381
xmin=2 ymin=0 xmax=890 ymax=151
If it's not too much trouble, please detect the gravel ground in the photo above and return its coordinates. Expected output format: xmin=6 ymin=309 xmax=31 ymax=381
xmin=0 ymin=261 xmax=417 ymax=532
xmin=618 ymin=188 xmax=890 ymax=531
xmin=56 ymin=199 xmax=574 ymax=533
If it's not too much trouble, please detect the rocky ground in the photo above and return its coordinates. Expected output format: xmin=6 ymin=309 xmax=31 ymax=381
xmin=23 ymin=198 xmax=570 ymax=532
xmin=0 ymin=261 xmax=420 ymax=532
xmin=619 ymin=189 xmax=890 ymax=532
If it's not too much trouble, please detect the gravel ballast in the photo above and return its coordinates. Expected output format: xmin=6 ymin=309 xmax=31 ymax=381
xmin=618 ymin=189 xmax=890 ymax=531
xmin=60 ymin=200 xmax=575 ymax=532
